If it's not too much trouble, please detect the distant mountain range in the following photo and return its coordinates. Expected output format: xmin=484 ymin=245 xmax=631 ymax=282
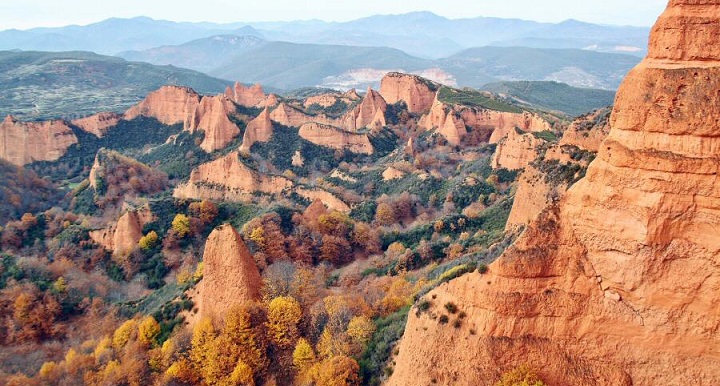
xmin=118 ymin=37 xmax=641 ymax=90
xmin=1 ymin=13 xmax=649 ymax=59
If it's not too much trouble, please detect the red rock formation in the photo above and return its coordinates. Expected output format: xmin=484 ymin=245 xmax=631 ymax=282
xmin=198 ymin=224 xmax=262 ymax=320
xmin=240 ymin=107 xmax=273 ymax=151
xmin=227 ymin=82 xmax=266 ymax=107
xmin=89 ymin=208 xmax=153 ymax=256
xmin=558 ymin=108 xmax=612 ymax=152
xmin=340 ymin=87 xmax=387 ymax=131
xmin=388 ymin=1 xmax=720 ymax=385
xmin=125 ymin=86 xmax=240 ymax=152
xmin=379 ymin=72 xmax=437 ymax=113
xmin=124 ymin=85 xmax=200 ymax=128
xmin=173 ymin=151 xmax=292 ymax=202
xmin=0 ymin=115 xmax=78 ymax=166
xmin=298 ymin=122 xmax=374 ymax=155
xmin=262 ymin=93 xmax=280 ymax=107
xmin=71 ymin=112 xmax=121 ymax=137
xmin=188 ymin=95 xmax=239 ymax=152
xmin=270 ymin=103 xmax=340 ymax=128
xmin=461 ymin=110 xmax=552 ymax=143
xmin=491 ymin=129 xmax=544 ymax=170
xmin=438 ymin=112 xmax=467 ymax=146
xmin=295 ymin=188 xmax=351 ymax=213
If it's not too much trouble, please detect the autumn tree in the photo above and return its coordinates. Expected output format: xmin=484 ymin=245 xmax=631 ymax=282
xmin=138 ymin=230 xmax=159 ymax=251
xmin=292 ymin=338 xmax=316 ymax=371
xmin=314 ymin=355 xmax=360 ymax=386
xmin=112 ymin=319 xmax=138 ymax=350
xmin=138 ymin=316 xmax=161 ymax=347
xmin=495 ymin=365 xmax=547 ymax=386
xmin=374 ymin=202 xmax=396 ymax=226
xmin=346 ymin=315 xmax=375 ymax=348
xmin=171 ymin=214 xmax=191 ymax=238
xmin=266 ymin=296 xmax=302 ymax=348
xmin=189 ymin=200 xmax=218 ymax=224
xmin=320 ymin=234 xmax=351 ymax=265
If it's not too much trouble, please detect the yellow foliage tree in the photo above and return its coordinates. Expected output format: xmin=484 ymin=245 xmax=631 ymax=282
xmin=495 ymin=365 xmax=547 ymax=386
xmin=316 ymin=328 xmax=351 ymax=359
xmin=190 ymin=317 xmax=217 ymax=376
xmin=292 ymin=338 xmax=316 ymax=371
xmin=314 ymin=355 xmax=360 ymax=386
xmin=266 ymin=296 xmax=302 ymax=347
xmin=138 ymin=316 xmax=161 ymax=347
xmin=172 ymin=214 xmax=191 ymax=238
xmin=379 ymin=277 xmax=413 ymax=315
xmin=249 ymin=226 xmax=266 ymax=249
xmin=138 ymin=230 xmax=159 ymax=251
xmin=112 ymin=319 xmax=137 ymax=350
xmin=230 ymin=360 xmax=255 ymax=386
xmin=346 ymin=315 xmax=375 ymax=346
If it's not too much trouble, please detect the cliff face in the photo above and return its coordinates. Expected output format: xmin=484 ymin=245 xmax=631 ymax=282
xmin=558 ymin=108 xmax=612 ymax=152
xmin=389 ymin=1 xmax=720 ymax=385
xmin=198 ymin=224 xmax=262 ymax=320
xmin=240 ymin=107 xmax=273 ymax=151
xmin=298 ymin=122 xmax=374 ymax=155
xmin=125 ymin=86 xmax=240 ymax=152
xmin=491 ymin=129 xmax=544 ymax=170
xmin=379 ymin=72 xmax=437 ymax=113
xmin=0 ymin=115 xmax=78 ymax=166
xmin=71 ymin=112 xmax=121 ymax=137
xmin=173 ymin=151 xmax=292 ymax=202
xmin=124 ymin=85 xmax=200 ymax=128
xmin=341 ymin=88 xmax=387 ymax=131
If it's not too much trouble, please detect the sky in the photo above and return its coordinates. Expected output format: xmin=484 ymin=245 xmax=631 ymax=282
xmin=0 ymin=0 xmax=669 ymax=30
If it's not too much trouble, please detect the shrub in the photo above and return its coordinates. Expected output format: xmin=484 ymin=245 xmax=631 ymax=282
xmin=444 ymin=302 xmax=458 ymax=314
xmin=453 ymin=319 xmax=462 ymax=329
xmin=438 ymin=315 xmax=449 ymax=325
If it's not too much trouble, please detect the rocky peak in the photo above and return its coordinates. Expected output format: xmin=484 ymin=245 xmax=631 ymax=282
xmin=198 ymin=224 xmax=262 ymax=320
xmin=188 ymin=95 xmax=240 ymax=152
xmin=491 ymin=128 xmax=544 ymax=170
xmin=229 ymin=82 xmax=266 ymax=107
xmin=240 ymin=107 xmax=273 ymax=151
xmin=341 ymin=87 xmax=387 ymax=131
xmin=379 ymin=72 xmax=438 ymax=113
xmin=388 ymin=1 xmax=720 ymax=384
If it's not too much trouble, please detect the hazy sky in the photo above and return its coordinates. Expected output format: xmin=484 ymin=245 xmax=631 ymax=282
xmin=1 ymin=0 xmax=668 ymax=30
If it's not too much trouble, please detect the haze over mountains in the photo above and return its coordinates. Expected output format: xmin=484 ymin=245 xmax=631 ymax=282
xmin=0 ymin=13 xmax=646 ymax=93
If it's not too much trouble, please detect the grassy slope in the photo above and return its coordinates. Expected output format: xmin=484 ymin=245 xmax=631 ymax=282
xmin=482 ymin=80 xmax=616 ymax=117
xmin=0 ymin=50 xmax=232 ymax=120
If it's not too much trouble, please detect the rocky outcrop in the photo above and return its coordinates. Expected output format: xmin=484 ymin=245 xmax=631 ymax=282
xmin=89 ymin=208 xmax=154 ymax=256
xmin=303 ymin=91 xmax=358 ymax=109
xmin=382 ymin=167 xmax=406 ymax=181
xmin=379 ymin=72 xmax=438 ymax=113
xmin=174 ymin=151 xmax=292 ymax=202
xmin=0 ymin=115 xmax=78 ymax=166
xmin=189 ymin=95 xmax=240 ymax=152
xmin=263 ymin=93 xmax=280 ymax=107
xmin=340 ymin=87 xmax=387 ymax=131
xmin=558 ymin=108 xmax=612 ymax=152
xmin=389 ymin=1 xmax=720 ymax=385
xmin=270 ymin=103 xmax=340 ymax=128
xmin=124 ymin=85 xmax=200 ymax=128
xmin=462 ymin=110 xmax=553 ymax=143
xmin=240 ymin=107 xmax=273 ymax=151
xmin=125 ymin=86 xmax=239 ymax=152
xmin=71 ymin=112 xmax=121 ymax=137
xmin=298 ymin=122 xmax=374 ymax=155
xmin=438 ymin=112 xmax=467 ymax=146
xmin=296 ymin=188 xmax=351 ymax=213
xmin=225 ymin=82 xmax=266 ymax=107
xmin=505 ymin=165 xmax=559 ymax=230
xmin=198 ymin=224 xmax=262 ymax=320
xmin=491 ymin=129 xmax=544 ymax=170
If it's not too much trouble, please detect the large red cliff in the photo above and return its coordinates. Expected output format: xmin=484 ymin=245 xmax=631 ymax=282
xmin=388 ymin=1 xmax=720 ymax=385
xmin=379 ymin=72 xmax=437 ymax=113
xmin=0 ymin=115 xmax=78 ymax=166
